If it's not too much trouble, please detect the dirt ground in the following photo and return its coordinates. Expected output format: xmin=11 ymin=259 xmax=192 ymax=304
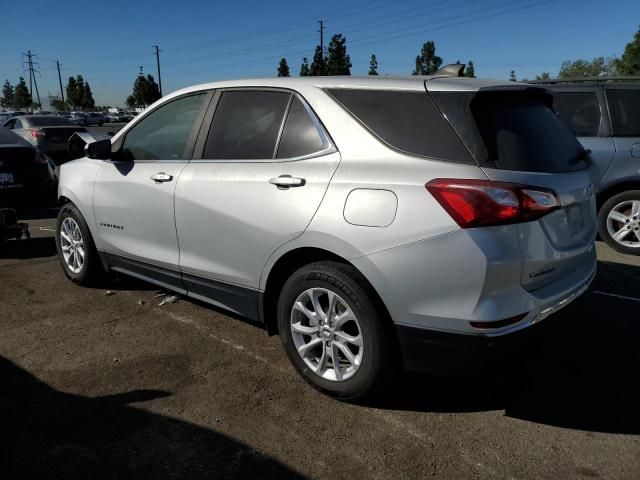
xmin=1 ymin=210 xmax=639 ymax=479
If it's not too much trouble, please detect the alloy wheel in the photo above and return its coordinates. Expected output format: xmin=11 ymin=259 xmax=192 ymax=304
xmin=59 ymin=217 xmax=85 ymax=274
xmin=606 ymin=200 xmax=640 ymax=249
xmin=290 ymin=288 xmax=364 ymax=382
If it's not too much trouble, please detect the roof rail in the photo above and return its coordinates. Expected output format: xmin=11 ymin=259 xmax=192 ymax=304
xmin=530 ymin=76 xmax=640 ymax=85
xmin=433 ymin=63 xmax=466 ymax=78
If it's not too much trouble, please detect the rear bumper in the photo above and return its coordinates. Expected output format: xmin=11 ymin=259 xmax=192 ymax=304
xmin=395 ymin=269 xmax=594 ymax=373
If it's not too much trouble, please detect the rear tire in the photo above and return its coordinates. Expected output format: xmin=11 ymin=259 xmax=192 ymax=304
xmin=55 ymin=203 xmax=105 ymax=286
xmin=598 ymin=190 xmax=640 ymax=255
xmin=277 ymin=261 xmax=395 ymax=400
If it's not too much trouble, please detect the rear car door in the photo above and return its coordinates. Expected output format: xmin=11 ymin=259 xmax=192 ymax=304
xmin=92 ymin=92 xmax=210 ymax=284
xmin=550 ymin=87 xmax=615 ymax=184
xmin=175 ymin=89 xmax=339 ymax=316
xmin=601 ymin=86 xmax=640 ymax=186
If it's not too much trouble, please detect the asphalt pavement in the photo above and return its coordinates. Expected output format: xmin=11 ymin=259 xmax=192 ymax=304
xmin=1 ymin=212 xmax=639 ymax=479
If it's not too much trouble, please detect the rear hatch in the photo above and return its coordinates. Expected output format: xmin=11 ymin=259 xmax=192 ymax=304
xmin=430 ymin=85 xmax=597 ymax=291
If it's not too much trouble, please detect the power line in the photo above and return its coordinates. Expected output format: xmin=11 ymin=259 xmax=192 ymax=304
xmin=22 ymin=50 xmax=41 ymax=110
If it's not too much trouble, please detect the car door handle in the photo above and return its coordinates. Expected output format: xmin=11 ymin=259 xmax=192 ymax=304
xmin=150 ymin=172 xmax=173 ymax=183
xmin=269 ymin=175 xmax=306 ymax=188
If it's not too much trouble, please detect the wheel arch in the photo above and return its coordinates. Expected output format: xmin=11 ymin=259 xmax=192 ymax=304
xmin=261 ymin=246 xmax=396 ymax=344
xmin=597 ymin=179 xmax=640 ymax=210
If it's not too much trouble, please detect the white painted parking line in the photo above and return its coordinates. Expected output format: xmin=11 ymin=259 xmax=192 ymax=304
xmin=593 ymin=290 xmax=640 ymax=303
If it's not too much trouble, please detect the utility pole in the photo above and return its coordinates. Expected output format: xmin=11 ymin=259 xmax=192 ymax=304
xmin=318 ymin=20 xmax=325 ymax=55
xmin=55 ymin=60 xmax=65 ymax=104
xmin=153 ymin=45 xmax=162 ymax=97
xmin=22 ymin=50 xmax=41 ymax=112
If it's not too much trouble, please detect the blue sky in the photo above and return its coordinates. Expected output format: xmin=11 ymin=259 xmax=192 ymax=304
xmin=1 ymin=0 xmax=638 ymax=107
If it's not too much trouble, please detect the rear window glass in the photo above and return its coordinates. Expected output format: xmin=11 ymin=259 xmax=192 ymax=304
xmin=606 ymin=89 xmax=640 ymax=136
xmin=551 ymin=91 xmax=601 ymax=137
xmin=326 ymin=89 xmax=473 ymax=163
xmin=28 ymin=116 xmax=76 ymax=127
xmin=204 ymin=91 xmax=291 ymax=160
xmin=432 ymin=90 xmax=587 ymax=173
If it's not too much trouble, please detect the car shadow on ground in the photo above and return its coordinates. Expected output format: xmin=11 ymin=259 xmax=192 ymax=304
xmin=0 ymin=356 xmax=304 ymax=479
xmin=370 ymin=260 xmax=640 ymax=435
xmin=0 ymin=237 xmax=57 ymax=260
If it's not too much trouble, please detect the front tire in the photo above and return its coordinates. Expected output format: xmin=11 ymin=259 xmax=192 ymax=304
xmin=55 ymin=203 xmax=104 ymax=285
xmin=598 ymin=190 xmax=640 ymax=255
xmin=277 ymin=261 xmax=394 ymax=400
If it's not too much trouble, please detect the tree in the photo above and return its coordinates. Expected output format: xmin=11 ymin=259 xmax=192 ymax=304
xmin=82 ymin=82 xmax=96 ymax=110
xmin=310 ymin=45 xmax=328 ymax=76
xmin=75 ymin=75 xmax=86 ymax=109
xmin=66 ymin=76 xmax=80 ymax=109
xmin=1 ymin=80 xmax=15 ymax=109
xmin=464 ymin=61 xmax=475 ymax=78
xmin=327 ymin=34 xmax=351 ymax=75
xmin=277 ymin=58 xmax=290 ymax=77
xmin=50 ymin=96 xmax=66 ymax=111
xmin=299 ymin=57 xmax=310 ymax=76
xmin=144 ymin=74 xmax=161 ymax=105
xmin=535 ymin=72 xmax=551 ymax=81
xmin=126 ymin=95 xmax=137 ymax=109
xmin=412 ymin=41 xmax=442 ymax=75
xmin=616 ymin=25 xmax=640 ymax=75
xmin=558 ymin=57 xmax=615 ymax=79
xmin=368 ymin=54 xmax=378 ymax=75
xmin=509 ymin=70 xmax=517 ymax=81
xmin=14 ymin=77 xmax=32 ymax=110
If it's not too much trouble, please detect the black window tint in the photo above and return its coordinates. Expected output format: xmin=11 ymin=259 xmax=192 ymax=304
xmin=606 ymin=89 xmax=640 ymax=136
xmin=276 ymin=97 xmax=324 ymax=158
xmin=326 ymin=89 xmax=473 ymax=163
xmin=28 ymin=116 xmax=75 ymax=127
xmin=551 ymin=91 xmax=601 ymax=136
xmin=204 ymin=91 xmax=291 ymax=159
xmin=432 ymin=90 xmax=586 ymax=173
xmin=121 ymin=93 xmax=206 ymax=161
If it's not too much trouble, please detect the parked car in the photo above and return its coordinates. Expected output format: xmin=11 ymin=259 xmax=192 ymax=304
xmin=537 ymin=79 xmax=640 ymax=255
xmin=67 ymin=112 xmax=89 ymax=126
xmin=55 ymin=72 xmax=596 ymax=399
xmin=2 ymin=115 xmax=87 ymax=164
xmin=0 ymin=127 xmax=54 ymax=208
xmin=86 ymin=112 xmax=105 ymax=126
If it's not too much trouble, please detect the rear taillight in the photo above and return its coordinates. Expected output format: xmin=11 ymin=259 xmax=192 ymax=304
xmin=426 ymin=178 xmax=559 ymax=228
xmin=30 ymin=129 xmax=45 ymax=138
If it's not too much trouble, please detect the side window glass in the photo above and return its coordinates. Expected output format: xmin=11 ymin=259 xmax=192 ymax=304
xmin=551 ymin=91 xmax=601 ymax=137
xmin=4 ymin=119 xmax=15 ymax=129
xmin=203 ymin=90 xmax=290 ymax=159
xmin=276 ymin=97 xmax=325 ymax=158
xmin=14 ymin=119 xmax=23 ymax=129
xmin=121 ymin=93 xmax=206 ymax=161
xmin=605 ymin=89 xmax=640 ymax=137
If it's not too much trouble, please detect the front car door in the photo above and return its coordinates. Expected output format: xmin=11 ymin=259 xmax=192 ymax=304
xmin=174 ymin=89 xmax=340 ymax=318
xmin=92 ymin=91 xmax=211 ymax=288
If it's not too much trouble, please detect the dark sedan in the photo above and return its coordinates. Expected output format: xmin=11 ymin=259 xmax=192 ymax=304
xmin=0 ymin=127 xmax=54 ymax=208
xmin=1 ymin=115 xmax=87 ymax=164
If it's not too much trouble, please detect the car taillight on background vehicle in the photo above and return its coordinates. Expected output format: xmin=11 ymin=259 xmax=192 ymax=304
xmin=426 ymin=178 xmax=560 ymax=228
xmin=30 ymin=129 xmax=46 ymax=138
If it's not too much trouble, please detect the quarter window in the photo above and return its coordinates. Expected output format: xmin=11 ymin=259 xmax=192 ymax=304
xmin=551 ymin=91 xmax=601 ymax=137
xmin=121 ymin=93 xmax=206 ymax=161
xmin=326 ymin=89 xmax=473 ymax=163
xmin=203 ymin=91 xmax=291 ymax=159
xmin=606 ymin=89 xmax=640 ymax=136
xmin=276 ymin=97 xmax=325 ymax=158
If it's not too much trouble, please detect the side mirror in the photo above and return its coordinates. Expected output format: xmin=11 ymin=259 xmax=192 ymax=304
xmin=69 ymin=131 xmax=112 ymax=160
xmin=86 ymin=139 xmax=112 ymax=159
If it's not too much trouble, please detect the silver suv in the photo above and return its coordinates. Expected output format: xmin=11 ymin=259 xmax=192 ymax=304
xmin=55 ymin=73 xmax=597 ymax=399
